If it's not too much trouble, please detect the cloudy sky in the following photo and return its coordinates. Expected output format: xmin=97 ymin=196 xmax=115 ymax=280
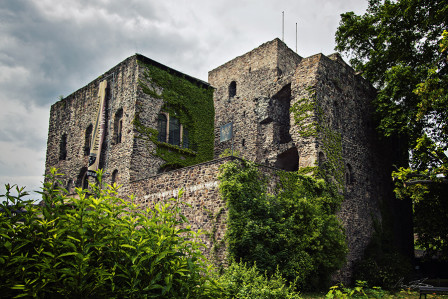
xmin=0 ymin=0 xmax=368 ymax=200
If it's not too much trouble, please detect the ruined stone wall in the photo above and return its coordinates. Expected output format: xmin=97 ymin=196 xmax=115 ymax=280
xmin=45 ymin=56 xmax=141 ymax=191
xmin=130 ymin=157 xmax=230 ymax=263
xmin=127 ymin=59 xmax=165 ymax=184
xmin=129 ymin=156 xmax=280 ymax=264
xmin=311 ymin=53 xmax=393 ymax=281
xmin=210 ymin=38 xmax=302 ymax=164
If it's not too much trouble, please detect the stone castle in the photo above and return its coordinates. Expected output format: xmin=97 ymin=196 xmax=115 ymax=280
xmin=45 ymin=38 xmax=411 ymax=281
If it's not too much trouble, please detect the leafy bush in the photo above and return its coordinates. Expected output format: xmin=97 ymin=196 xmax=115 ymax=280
xmin=218 ymin=159 xmax=347 ymax=290
xmin=326 ymin=281 xmax=390 ymax=299
xmin=217 ymin=261 xmax=301 ymax=299
xmin=0 ymin=169 xmax=218 ymax=298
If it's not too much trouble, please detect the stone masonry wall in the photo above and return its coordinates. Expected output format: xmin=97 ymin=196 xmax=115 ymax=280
xmin=45 ymin=56 xmax=141 ymax=191
xmin=129 ymin=156 xmax=280 ymax=265
xmin=310 ymin=53 xmax=392 ymax=281
xmin=130 ymin=157 xmax=231 ymax=263
xmin=210 ymin=39 xmax=302 ymax=165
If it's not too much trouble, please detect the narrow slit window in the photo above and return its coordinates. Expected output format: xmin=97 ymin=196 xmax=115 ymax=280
xmin=114 ymin=109 xmax=123 ymax=144
xmin=59 ymin=134 xmax=67 ymax=161
xmin=84 ymin=124 xmax=93 ymax=156
xmin=111 ymin=169 xmax=119 ymax=184
xmin=229 ymin=81 xmax=237 ymax=98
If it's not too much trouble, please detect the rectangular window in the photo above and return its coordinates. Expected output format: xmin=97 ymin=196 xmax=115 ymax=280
xmin=169 ymin=117 xmax=181 ymax=146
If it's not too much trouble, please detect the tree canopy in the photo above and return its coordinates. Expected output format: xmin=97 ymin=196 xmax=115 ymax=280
xmin=335 ymin=0 xmax=448 ymax=257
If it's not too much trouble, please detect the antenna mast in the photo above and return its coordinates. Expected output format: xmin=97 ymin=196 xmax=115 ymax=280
xmin=295 ymin=22 xmax=298 ymax=53
xmin=282 ymin=11 xmax=284 ymax=42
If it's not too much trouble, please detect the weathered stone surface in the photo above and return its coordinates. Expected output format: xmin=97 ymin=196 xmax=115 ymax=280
xmin=45 ymin=38 xmax=411 ymax=283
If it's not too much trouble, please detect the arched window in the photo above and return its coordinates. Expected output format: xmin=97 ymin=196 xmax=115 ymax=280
xmin=169 ymin=116 xmax=181 ymax=146
xmin=114 ymin=108 xmax=123 ymax=144
xmin=157 ymin=114 xmax=167 ymax=142
xmin=156 ymin=112 xmax=190 ymax=149
xmin=229 ymin=81 xmax=237 ymax=98
xmin=111 ymin=169 xmax=119 ymax=184
xmin=84 ymin=124 xmax=93 ymax=156
xmin=59 ymin=134 xmax=67 ymax=161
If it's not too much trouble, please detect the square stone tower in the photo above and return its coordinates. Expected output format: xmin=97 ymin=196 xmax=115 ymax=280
xmin=209 ymin=38 xmax=411 ymax=280
xmin=45 ymin=54 xmax=214 ymax=196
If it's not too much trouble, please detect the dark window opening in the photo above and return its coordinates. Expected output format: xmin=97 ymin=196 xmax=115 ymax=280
xmin=242 ymin=138 xmax=245 ymax=147
xmin=111 ymin=169 xmax=119 ymax=184
xmin=114 ymin=108 xmax=123 ymax=144
xmin=84 ymin=124 xmax=93 ymax=156
xmin=182 ymin=128 xmax=189 ymax=148
xmin=169 ymin=117 xmax=181 ymax=146
xmin=274 ymin=147 xmax=299 ymax=171
xmin=157 ymin=114 xmax=167 ymax=142
xmin=272 ymin=84 xmax=292 ymax=144
xmin=59 ymin=134 xmax=67 ymax=161
xmin=157 ymin=112 xmax=190 ymax=149
xmin=229 ymin=81 xmax=237 ymax=98
xmin=346 ymin=163 xmax=354 ymax=185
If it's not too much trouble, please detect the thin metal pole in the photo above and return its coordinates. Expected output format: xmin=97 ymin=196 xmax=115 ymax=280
xmin=296 ymin=22 xmax=297 ymax=52
xmin=282 ymin=11 xmax=284 ymax=42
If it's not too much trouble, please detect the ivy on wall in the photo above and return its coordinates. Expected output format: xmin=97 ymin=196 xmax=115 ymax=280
xmin=134 ymin=59 xmax=215 ymax=170
xmin=218 ymin=159 xmax=347 ymax=290
xmin=290 ymin=87 xmax=345 ymax=189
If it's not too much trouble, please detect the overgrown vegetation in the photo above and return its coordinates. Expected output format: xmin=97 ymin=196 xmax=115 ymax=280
xmin=1 ymin=170 xmax=307 ymax=298
xmin=216 ymin=262 xmax=302 ymax=299
xmin=0 ymin=169 xmax=217 ymax=298
xmin=218 ymin=159 xmax=347 ymax=291
xmin=336 ymin=0 xmax=448 ymax=257
xmin=290 ymin=87 xmax=345 ymax=189
xmin=134 ymin=59 xmax=215 ymax=170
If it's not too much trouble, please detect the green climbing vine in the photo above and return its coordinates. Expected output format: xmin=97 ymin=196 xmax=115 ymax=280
xmin=290 ymin=87 xmax=345 ymax=189
xmin=134 ymin=58 xmax=215 ymax=170
xmin=218 ymin=159 xmax=347 ymax=290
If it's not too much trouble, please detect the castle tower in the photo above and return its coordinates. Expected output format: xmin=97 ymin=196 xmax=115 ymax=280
xmin=209 ymin=38 xmax=410 ymax=280
xmin=45 ymin=54 xmax=214 ymax=196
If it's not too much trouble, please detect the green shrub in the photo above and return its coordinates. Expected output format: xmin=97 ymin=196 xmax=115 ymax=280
xmin=218 ymin=159 xmax=347 ymax=290
xmin=218 ymin=261 xmax=301 ymax=299
xmin=326 ymin=281 xmax=390 ymax=298
xmin=0 ymin=169 xmax=219 ymax=298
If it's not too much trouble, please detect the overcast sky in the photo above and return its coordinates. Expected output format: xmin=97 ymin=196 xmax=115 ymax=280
xmin=0 ymin=0 xmax=368 ymax=200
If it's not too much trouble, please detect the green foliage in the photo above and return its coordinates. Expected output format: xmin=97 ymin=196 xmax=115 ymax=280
xmin=336 ymin=0 xmax=448 ymax=258
xmin=218 ymin=159 xmax=347 ymax=290
xmin=290 ymin=88 xmax=345 ymax=188
xmin=326 ymin=281 xmax=390 ymax=299
xmin=412 ymin=183 xmax=448 ymax=260
xmin=135 ymin=59 xmax=215 ymax=169
xmin=217 ymin=262 xmax=302 ymax=299
xmin=290 ymin=87 xmax=318 ymax=139
xmin=0 ymin=169 xmax=219 ymax=298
